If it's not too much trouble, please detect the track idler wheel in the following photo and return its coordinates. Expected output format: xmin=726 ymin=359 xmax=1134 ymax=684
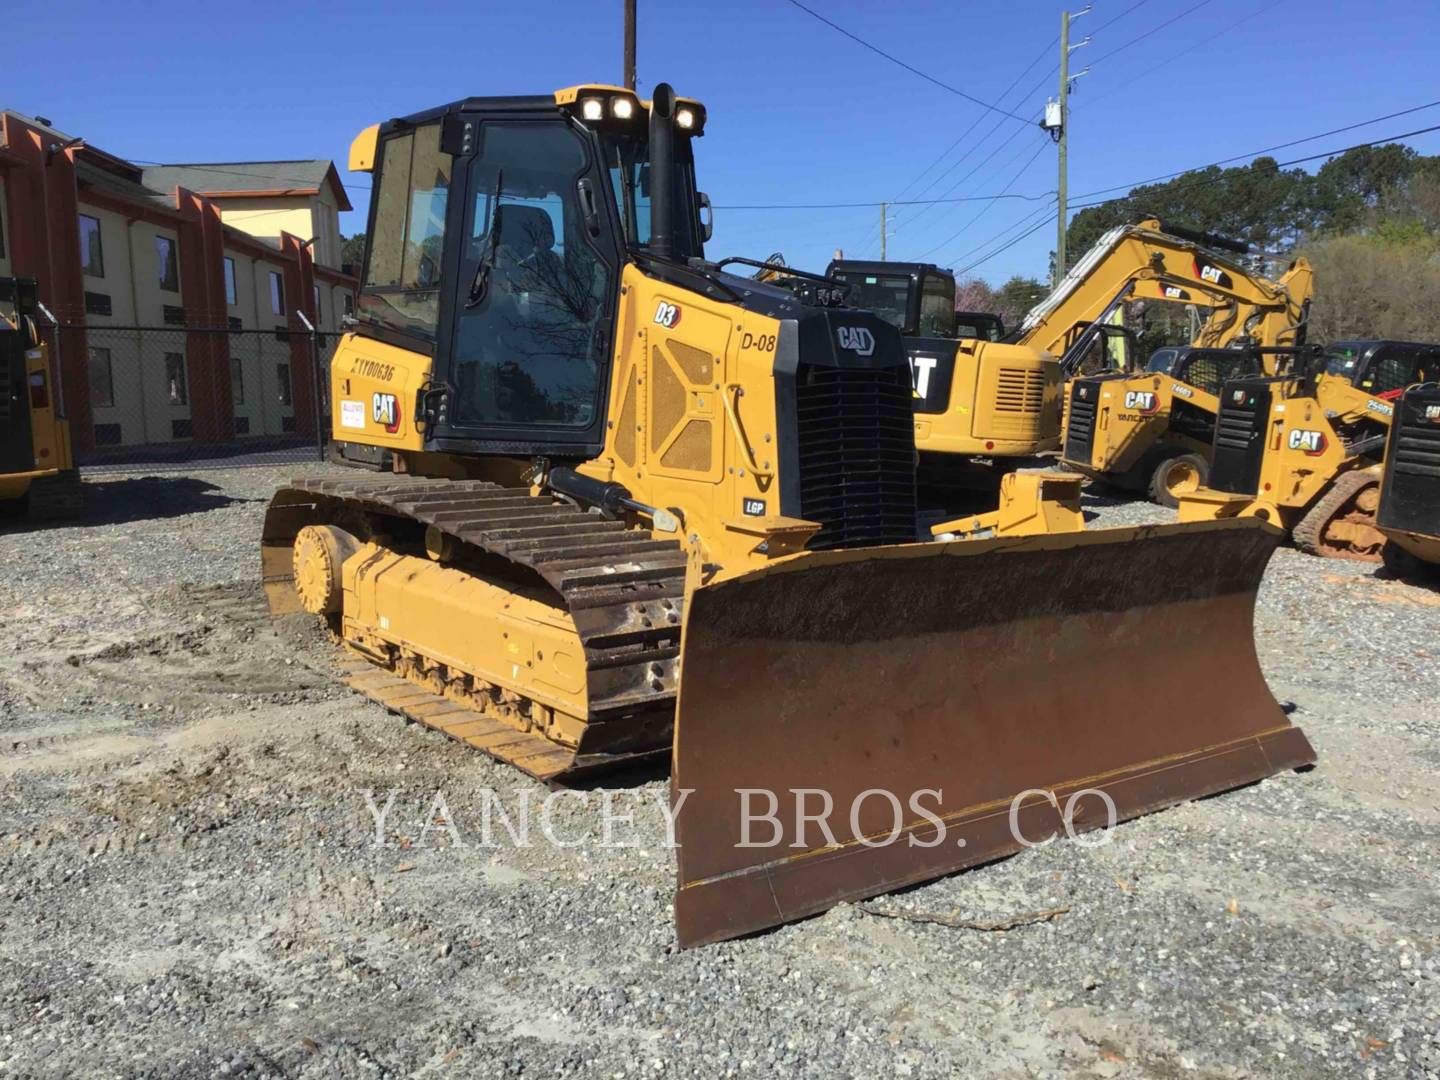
xmin=292 ymin=525 xmax=360 ymax=614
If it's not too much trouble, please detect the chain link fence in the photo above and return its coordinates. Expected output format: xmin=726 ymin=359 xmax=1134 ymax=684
xmin=53 ymin=323 xmax=333 ymax=472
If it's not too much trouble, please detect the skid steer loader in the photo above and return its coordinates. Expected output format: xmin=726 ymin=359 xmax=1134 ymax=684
xmin=1180 ymin=342 xmax=1439 ymax=559
xmin=1376 ymin=382 xmax=1440 ymax=578
xmin=0 ymin=277 xmax=81 ymax=521
xmin=260 ymin=83 xmax=1312 ymax=947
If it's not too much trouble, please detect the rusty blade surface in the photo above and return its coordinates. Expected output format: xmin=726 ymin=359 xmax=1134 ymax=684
xmin=671 ymin=518 xmax=1314 ymax=948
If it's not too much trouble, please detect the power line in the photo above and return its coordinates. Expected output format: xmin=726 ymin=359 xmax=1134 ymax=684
xmin=1069 ymin=105 xmax=1440 ymax=203
xmin=1087 ymin=0 xmax=1217 ymax=67
xmin=957 ymin=213 xmax=1055 ymax=275
xmin=913 ymin=138 xmax=1054 ymax=261
xmin=1088 ymin=0 xmax=1151 ymax=35
xmin=1080 ymin=0 xmax=1287 ymax=106
xmin=946 ymin=199 xmax=1059 ymax=271
xmin=714 ymin=190 xmax=1054 ymax=211
xmin=782 ymin=0 xmax=1034 ymax=124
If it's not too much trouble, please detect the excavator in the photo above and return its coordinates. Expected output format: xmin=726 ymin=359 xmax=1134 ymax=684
xmin=259 ymin=82 xmax=1313 ymax=947
xmin=1179 ymin=342 xmax=1440 ymax=559
xmin=1376 ymin=381 xmax=1440 ymax=578
xmin=825 ymin=258 xmax=1059 ymax=510
xmin=0 ymin=277 xmax=81 ymax=521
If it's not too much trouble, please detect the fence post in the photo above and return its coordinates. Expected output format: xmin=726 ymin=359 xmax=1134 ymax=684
xmin=295 ymin=311 xmax=326 ymax=462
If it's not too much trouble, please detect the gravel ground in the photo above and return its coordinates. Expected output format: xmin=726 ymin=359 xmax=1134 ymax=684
xmin=1 ymin=466 xmax=1437 ymax=1079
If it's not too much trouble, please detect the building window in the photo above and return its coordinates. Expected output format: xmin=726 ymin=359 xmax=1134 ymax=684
xmin=269 ymin=271 xmax=285 ymax=316
xmin=276 ymin=362 xmax=292 ymax=406
xmin=343 ymin=292 xmax=355 ymax=318
xmin=232 ymin=358 xmax=245 ymax=406
xmin=79 ymin=214 xmax=105 ymax=277
xmin=165 ymin=352 xmax=188 ymax=405
xmin=156 ymin=235 xmax=179 ymax=292
xmin=224 ymin=257 xmax=238 ymax=306
xmin=89 ymin=346 xmax=114 ymax=408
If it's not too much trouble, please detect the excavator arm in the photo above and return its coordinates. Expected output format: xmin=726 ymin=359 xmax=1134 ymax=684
xmin=1019 ymin=220 xmax=1311 ymax=376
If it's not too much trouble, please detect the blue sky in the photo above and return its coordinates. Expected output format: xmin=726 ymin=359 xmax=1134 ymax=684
xmin=10 ymin=0 xmax=1440 ymax=284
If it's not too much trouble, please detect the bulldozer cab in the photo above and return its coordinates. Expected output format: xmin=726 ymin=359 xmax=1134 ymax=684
xmin=353 ymin=87 xmax=709 ymax=457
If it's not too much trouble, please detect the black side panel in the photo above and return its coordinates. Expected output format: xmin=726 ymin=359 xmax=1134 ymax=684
xmin=1 ymin=325 xmax=36 ymax=475
xmin=1062 ymin=378 xmax=1102 ymax=465
xmin=1378 ymin=383 xmax=1440 ymax=535
xmin=1208 ymin=379 xmax=1272 ymax=495
xmin=906 ymin=336 xmax=956 ymax=415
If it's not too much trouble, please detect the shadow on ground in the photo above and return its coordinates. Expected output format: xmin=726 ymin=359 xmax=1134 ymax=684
xmin=0 ymin=476 xmax=251 ymax=532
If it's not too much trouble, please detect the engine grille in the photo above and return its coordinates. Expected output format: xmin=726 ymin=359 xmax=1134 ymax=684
xmin=1208 ymin=383 xmax=1271 ymax=495
xmin=989 ymin=366 xmax=1049 ymax=440
xmin=1062 ymin=380 xmax=1099 ymax=464
xmin=795 ymin=362 xmax=917 ymax=549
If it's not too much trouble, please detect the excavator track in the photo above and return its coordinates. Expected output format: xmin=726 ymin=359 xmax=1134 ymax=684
xmin=1293 ymin=468 xmax=1384 ymax=561
xmin=261 ymin=475 xmax=686 ymax=782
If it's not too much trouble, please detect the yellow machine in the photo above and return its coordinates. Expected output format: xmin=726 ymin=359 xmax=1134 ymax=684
xmin=261 ymin=83 xmax=1313 ymax=947
xmin=1022 ymin=219 xmax=1313 ymax=375
xmin=825 ymin=260 xmax=1059 ymax=507
xmin=1375 ymin=382 xmax=1440 ymax=577
xmin=1175 ymin=343 xmax=1439 ymax=558
xmin=0 ymin=278 xmax=81 ymax=520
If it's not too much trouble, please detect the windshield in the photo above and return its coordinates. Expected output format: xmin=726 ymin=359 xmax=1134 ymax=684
xmin=602 ymin=133 xmax=701 ymax=260
xmin=956 ymin=315 xmax=1002 ymax=342
xmin=828 ymin=271 xmax=910 ymax=331
xmin=918 ymin=273 xmax=957 ymax=338
xmin=1323 ymin=346 xmax=1361 ymax=380
xmin=1145 ymin=347 xmax=1184 ymax=374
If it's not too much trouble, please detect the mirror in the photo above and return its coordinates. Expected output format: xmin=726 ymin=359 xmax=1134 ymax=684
xmin=698 ymin=191 xmax=713 ymax=244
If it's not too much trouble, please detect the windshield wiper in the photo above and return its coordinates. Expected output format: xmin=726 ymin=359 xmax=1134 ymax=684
xmin=466 ymin=169 xmax=504 ymax=309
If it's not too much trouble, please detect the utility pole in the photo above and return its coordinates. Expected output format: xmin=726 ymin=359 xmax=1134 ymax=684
xmin=880 ymin=202 xmax=888 ymax=260
xmin=1047 ymin=7 xmax=1090 ymax=284
xmin=623 ymin=0 xmax=636 ymax=90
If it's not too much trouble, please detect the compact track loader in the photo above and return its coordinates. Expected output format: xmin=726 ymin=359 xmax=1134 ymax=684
xmin=260 ymin=83 xmax=1313 ymax=947
xmin=0 ymin=278 xmax=81 ymax=521
xmin=1180 ymin=342 xmax=1439 ymax=559
xmin=1376 ymin=382 xmax=1440 ymax=578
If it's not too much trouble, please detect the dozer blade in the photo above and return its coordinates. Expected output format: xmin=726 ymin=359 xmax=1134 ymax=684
xmin=671 ymin=518 xmax=1313 ymax=948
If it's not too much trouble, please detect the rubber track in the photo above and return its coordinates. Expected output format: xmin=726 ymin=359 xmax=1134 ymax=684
xmin=1292 ymin=469 xmax=1379 ymax=557
xmin=281 ymin=476 xmax=686 ymax=722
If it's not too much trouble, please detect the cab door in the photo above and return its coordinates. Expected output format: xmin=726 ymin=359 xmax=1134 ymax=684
xmin=1 ymin=322 xmax=36 ymax=474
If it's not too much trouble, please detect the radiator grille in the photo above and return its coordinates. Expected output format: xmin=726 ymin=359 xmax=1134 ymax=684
xmin=1062 ymin=380 xmax=1099 ymax=464
xmin=795 ymin=363 xmax=917 ymax=550
xmin=1378 ymin=387 xmax=1440 ymax=535
xmin=1208 ymin=383 xmax=1271 ymax=495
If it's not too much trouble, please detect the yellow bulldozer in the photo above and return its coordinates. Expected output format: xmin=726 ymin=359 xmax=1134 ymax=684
xmin=1375 ymin=381 xmax=1440 ymax=578
xmin=0 ymin=277 xmax=81 ymax=521
xmin=260 ymin=83 xmax=1313 ymax=947
xmin=1180 ymin=341 xmax=1440 ymax=558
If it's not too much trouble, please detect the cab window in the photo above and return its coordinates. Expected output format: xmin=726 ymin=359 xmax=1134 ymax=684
xmin=360 ymin=123 xmax=452 ymax=340
xmin=1177 ymin=350 xmax=1258 ymax=396
xmin=917 ymin=274 xmax=956 ymax=338
xmin=1144 ymin=347 xmax=1183 ymax=375
xmin=448 ymin=122 xmax=614 ymax=430
xmin=829 ymin=272 xmax=910 ymax=332
xmin=1363 ymin=346 xmax=1440 ymax=399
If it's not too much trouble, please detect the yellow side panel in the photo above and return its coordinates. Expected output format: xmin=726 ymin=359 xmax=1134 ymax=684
xmin=328 ymin=332 xmax=431 ymax=452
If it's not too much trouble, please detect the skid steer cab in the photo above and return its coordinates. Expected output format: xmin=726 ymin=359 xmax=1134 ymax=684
xmin=0 ymin=277 xmax=80 ymax=520
xmin=1062 ymin=345 xmax=1273 ymax=508
xmin=1375 ymin=381 xmax=1440 ymax=578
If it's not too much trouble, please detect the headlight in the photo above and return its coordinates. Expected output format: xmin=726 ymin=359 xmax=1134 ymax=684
xmin=611 ymin=97 xmax=635 ymax=119
xmin=581 ymin=98 xmax=604 ymax=121
xmin=675 ymin=107 xmax=695 ymax=130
